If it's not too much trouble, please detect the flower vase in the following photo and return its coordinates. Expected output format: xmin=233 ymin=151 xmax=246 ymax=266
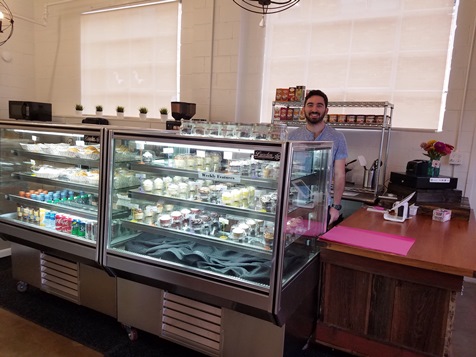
xmin=428 ymin=159 xmax=441 ymax=177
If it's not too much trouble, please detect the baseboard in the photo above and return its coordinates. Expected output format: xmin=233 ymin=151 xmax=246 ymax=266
xmin=464 ymin=277 xmax=476 ymax=284
xmin=0 ymin=248 xmax=11 ymax=258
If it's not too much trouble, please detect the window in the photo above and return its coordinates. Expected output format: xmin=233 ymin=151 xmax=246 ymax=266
xmin=80 ymin=1 xmax=180 ymax=118
xmin=261 ymin=0 xmax=458 ymax=130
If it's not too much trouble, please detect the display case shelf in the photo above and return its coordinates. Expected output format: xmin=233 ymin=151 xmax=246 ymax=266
xmin=122 ymin=220 xmax=272 ymax=257
xmin=128 ymin=189 xmax=274 ymax=222
xmin=0 ymin=212 xmax=97 ymax=246
xmin=8 ymin=195 xmax=97 ymax=220
xmin=12 ymin=173 xmax=98 ymax=194
xmin=129 ymin=163 xmax=279 ymax=190
xmin=12 ymin=150 xmax=100 ymax=168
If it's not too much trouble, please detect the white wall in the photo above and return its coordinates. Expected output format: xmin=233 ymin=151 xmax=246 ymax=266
xmin=0 ymin=1 xmax=36 ymax=115
xmin=0 ymin=0 xmax=475 ymax=209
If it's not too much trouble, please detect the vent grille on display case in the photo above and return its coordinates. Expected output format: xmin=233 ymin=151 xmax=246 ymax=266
xmin=40 ymin=253 xmax=79 ymax=303
xmin=162 ymin=292 xmax=222 ymax=356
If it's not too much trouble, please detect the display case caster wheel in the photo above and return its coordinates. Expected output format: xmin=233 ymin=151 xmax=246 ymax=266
xmin=16 ymin=281 xmax=28 ymax=293
xmin=122 ymin=324 xmax=138 ymax=341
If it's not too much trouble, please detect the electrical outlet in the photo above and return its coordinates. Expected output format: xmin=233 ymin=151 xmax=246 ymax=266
xmin=449 ymin=152 xmax=462 ymax=165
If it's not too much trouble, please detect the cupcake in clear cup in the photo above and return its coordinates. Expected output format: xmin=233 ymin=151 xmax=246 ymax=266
xmin=221 ymin=191 xmax=233 ymax=206
xmin=142 ymin=179 xmax=153 ymax=192
xmin=159 ymin=214 xmax=172 ymax=227
xmin=199 ymin=186 xmax=210 ymax=202
xmin=178 ymin=182 xmax=189 ymax=199
xmin=167 ymin=183 xmax=179 ymax=197
xmin=153 ymin=177 xmax=164 ymax=192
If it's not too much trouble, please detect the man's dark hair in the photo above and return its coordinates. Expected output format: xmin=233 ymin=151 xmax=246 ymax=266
xmin=304 ymin=89 xmax=328 ymax=107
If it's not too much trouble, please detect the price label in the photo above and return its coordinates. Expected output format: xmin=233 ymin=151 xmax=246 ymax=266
xmin=163 ymin=147 xmax=174 ymax=154
xmin=196 ymin=150 xmax=206 ymax=158
xmin=31 ymin=135 xmax=37 ymax=142
xmin=136 ymin=141 xmax=145 ymax=150
xmin=76 ymin=140 xmax=85 ymax=146
xmin=223 ymin=151 xmax=233 ymax=160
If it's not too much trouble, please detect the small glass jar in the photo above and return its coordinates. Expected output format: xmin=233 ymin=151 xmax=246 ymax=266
xmin=253 ymin=124 xmax=270 ymax=140
xmin=206 ymin=122 xmax=222 ymax=137
xmin=179 ymin=120 xmax=194 ymax=135
xmin=193 ymin=121 xmax=208 ymax=136
xmin=235 ymin=123 xmax=254 ymax=140
xmin=269 ymin=124 xmax=288 ymax=141
xmin=221 ymin=123 xmax=236 ymax=139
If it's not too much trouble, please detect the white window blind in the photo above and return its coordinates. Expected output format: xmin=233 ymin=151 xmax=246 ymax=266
xmin=80 ymin=1 xmax=179 ymax=118
xmin=261 ymin=0 xmax=457 ymax=130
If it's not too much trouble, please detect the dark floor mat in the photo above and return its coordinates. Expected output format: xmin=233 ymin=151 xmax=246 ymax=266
xmin=0 ymin=256 xmax=349 ymax=356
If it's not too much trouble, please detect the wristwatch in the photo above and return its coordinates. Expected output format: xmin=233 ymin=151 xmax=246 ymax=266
xmin=331 ymin=203 xmax=342 ymax=211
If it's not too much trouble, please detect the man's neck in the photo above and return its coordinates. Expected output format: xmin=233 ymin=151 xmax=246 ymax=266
xmin=306 ymin=121 xmax=326 ymax=140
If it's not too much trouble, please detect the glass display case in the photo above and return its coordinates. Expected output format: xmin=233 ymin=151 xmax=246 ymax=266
xmin=0 ymin=121 xmax=107 ymax=257
xmin=103 ymin=129 xmax=333 ymax=325
xmin=0 ymin=121 xmax=116 ymax=315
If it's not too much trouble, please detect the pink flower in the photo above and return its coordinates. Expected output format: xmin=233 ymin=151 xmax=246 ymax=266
xmin=421 ymin=139 xmax=454 ymax=160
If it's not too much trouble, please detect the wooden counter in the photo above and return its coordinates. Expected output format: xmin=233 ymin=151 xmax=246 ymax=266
xmin=316 ymin=208 xmax=476 ymax=357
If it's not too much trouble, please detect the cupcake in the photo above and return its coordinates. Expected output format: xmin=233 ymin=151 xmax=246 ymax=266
xmin=174 ymin=155 xmax=186 ymax=169
xmin=133 ymin=208 xmax=144 ymax=221
xmin=167 ymin=183 xmax=179 ymax=197
xmin=163 ymin=176 xmax=173 ymax=188
xmin=142 ymin=179 xmax=153 ymax=192
xmin=199 ymin=186 xmax=210 ymax=201
xmin=171 ymin=211 xmax=183 ymax=222
xmin=231 ymin=227 xmax=245 ymax=241
xmin=159 ymin=214 xmax=172 ymax=227
xmin=221 ymin=191 xmax=233 ymax=205
xmin=180 ymin=208 xmax=191 ymax=220
xmin=153 ymin=177 xmax=164 ymax=191
xmin=191 ymin=218 xmax=203 ymax=233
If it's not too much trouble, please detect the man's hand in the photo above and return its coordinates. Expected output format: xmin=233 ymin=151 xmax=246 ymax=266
xmin=328 ymin=206 xmax=341 ymax=226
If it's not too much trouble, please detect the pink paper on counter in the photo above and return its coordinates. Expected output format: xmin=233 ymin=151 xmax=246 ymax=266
xmin=320 ymin=226 xmax=415 ymax=256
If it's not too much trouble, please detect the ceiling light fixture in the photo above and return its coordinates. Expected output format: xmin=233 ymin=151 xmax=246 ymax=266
xmin=232 ymin=0 xmax=300 ymax=15
xmin=0 ymin=0 xmax=14 ymax=46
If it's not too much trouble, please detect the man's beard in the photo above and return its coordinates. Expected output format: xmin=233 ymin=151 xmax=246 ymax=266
xmin=305 ymin=111 xmax=326 ymax=125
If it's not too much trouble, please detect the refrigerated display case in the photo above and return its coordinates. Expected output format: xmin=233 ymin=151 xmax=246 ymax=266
xmin=0 ymin=120 xmax=116 ymax=316
xmin=102 ymin=129 xmax=333 ymax=356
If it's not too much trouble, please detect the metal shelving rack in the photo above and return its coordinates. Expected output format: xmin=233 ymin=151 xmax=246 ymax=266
xmin=272 ymin=100 xmax=394 ymax=202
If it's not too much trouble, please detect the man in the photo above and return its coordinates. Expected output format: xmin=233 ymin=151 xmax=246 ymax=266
xmin=288 ymin=89 xmax=348 ymax=227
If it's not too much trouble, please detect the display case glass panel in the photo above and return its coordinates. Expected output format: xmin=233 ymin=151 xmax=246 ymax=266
xmin=105 ymin=132 xmax=332 ymax=294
